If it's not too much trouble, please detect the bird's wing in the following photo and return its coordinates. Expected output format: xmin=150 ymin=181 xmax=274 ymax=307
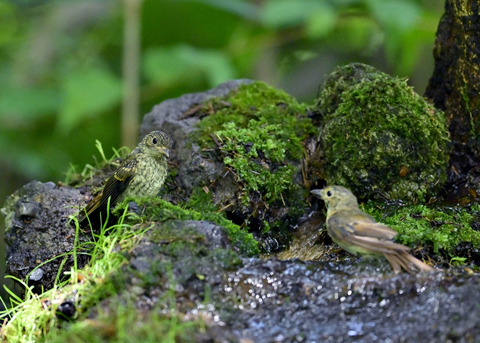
xmin=328 ymin=212 xmax=397 ymax=240
xmin=347 ymin=234 xmax=410 ymax=255
xmin=350 ymin=219 xmax=398 ymax=240
xmin=102 ymin=158 xmax=137 ymax=203
xmin=327 ymin=214 xmax=408 ymax=255
xmin=79 ymin=159 xmax=137 ymax=227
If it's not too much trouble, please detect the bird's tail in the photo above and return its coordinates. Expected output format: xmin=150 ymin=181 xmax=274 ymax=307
xmin=384 ymin=251 xmax=434 ymax=274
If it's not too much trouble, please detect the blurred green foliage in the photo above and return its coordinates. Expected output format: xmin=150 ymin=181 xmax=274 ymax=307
xmin=0 ymin=0 xmax=442 ymax=188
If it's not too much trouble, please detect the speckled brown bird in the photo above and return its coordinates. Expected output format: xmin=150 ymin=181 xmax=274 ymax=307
xmin=79 ymin=130 xmax=173 ymax=229
xmin=311 ymin=185 xmax=433 ymax=274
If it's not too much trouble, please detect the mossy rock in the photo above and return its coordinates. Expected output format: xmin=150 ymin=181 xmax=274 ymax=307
xmin=114 ymin=196 xmax=260 ymax=256
xmin=194 ymin=81 xmax=314 ymax=203
xmin=186 ymin=81 xmax=316 ymax=248
xmin=317 ymin=63 xmax=450 ymax=202
xmin=140 ymin=80 xmax=316 ymax=251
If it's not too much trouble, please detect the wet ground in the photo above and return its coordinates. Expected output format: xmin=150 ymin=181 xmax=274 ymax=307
xmin=69 ymin=219 xmax=479 ymax=342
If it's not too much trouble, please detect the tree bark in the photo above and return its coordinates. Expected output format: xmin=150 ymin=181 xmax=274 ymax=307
xmin=425 ymin=0 xmax=480 ymax=183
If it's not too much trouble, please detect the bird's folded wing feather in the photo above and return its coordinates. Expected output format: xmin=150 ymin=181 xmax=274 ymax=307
xmin=350 ymin=220 xmax=398 ymax=240
xmin=328 ymin=214 xmax=406 ymax=255
xmin=347 ymin=234 xmax=410 ymax=254
xmin=328 ymin=213 xmax=398 ymax=239
xmin=79 ymin=159 xmax=137 ymax=224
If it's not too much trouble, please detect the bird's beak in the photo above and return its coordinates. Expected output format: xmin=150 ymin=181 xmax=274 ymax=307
xmin=310 ymin=189 xmax=324 ymax=199
xmin=157 ymin=147 xmax=170 ymax=157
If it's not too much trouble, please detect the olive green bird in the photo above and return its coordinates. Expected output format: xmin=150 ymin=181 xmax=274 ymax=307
xmin=79 ymin=130 xmax=173 ymax=229
xmin=311 ymin=185 xmax=433 ymax=274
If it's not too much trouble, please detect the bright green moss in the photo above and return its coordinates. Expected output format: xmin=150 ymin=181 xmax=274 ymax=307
xmin=363 ymin=202 xmax=480 ymax=255
xmin=195 ymin=81 xmax=315 ymax=205
xmin=318 ymin=63 xmax=450 ymax=202
xmin=115 ymin=197 xmax=260 ymax=256
xmin=197 ymin=81 xmax=313 ymax=154
xmin=219 ymin=121 xmax=295 ymax=204
xmin=183 ymin=186 xmax=218 ymax=213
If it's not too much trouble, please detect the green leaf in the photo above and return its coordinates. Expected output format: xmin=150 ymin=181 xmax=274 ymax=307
xmin=368 ymin=0 xmax=421 ymax=32
xmin=180 ymin=0 xmax=258 ymax=20
xmin=305 ymin=4 xmax=336 ymax=39
xmin=327 ymin=16 xmax=381 ymax=53
xmin=367 ymin=0 xmax=423 ymax=75
xmin=197 ymin=50 xmax=236 ymax=87
xmin=260 ymin=0 xmax=328 ymax=29
xmin=143 ymin=45 xmax=235 ymax=88
xmin=58 ymin=66 xmax=122 ymax=133
xmin=0 ymin=87 xmax=59 ymax=124
xmin=143 ymin=46 xmax=195 ymax=86
xmin=385 ymin=29 xmax=423 ymax=75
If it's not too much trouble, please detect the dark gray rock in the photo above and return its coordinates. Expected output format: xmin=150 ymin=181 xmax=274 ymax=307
xmin=166 ymin=220 xmax=232 ymax=250
xmin=1 ymin=181 xmax=90 ymax=291
xmin=140 ymin=79 xmax=252 ymax=139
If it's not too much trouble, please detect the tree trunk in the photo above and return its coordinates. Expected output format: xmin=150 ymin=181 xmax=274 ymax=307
xmin=425 ymin=0 xmax=480 ymax=190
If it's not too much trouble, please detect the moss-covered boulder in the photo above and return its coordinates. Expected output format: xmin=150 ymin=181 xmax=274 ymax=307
xmin=317 ymin=63 xmax=450 ymax=202
xmin=141 ymin=80 xmax=316 ymax=251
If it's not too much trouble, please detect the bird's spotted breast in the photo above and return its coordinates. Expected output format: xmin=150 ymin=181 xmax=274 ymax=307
xmin=118 ymin=154 xmax=168 ymax=202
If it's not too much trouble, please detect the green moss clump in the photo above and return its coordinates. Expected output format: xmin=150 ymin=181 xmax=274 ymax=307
xmin=318 ymin=63 xmax=450 ymax=202
xmin=363 ymin=202 xmax=480 ymax=255
xmin=115 ymin=197 xmax=260 ymax=256
xmin=183 ymin=186 xmax=218 ymax=213
xmin=195 ymin=81 xmax=315 ymax=205
xmin=218 ymin=121 xmax=295 ymax=204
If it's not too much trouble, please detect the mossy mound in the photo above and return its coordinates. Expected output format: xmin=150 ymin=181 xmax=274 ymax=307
xmin=188 ymin=81 xmax=315 ymax=247
xmin=317 ymin=63 xmax=450 ymax=202
xmin=114 ymin=196 xmax=260 ymax=256
xmin=195 ymin=82 xmax=314 ymax=201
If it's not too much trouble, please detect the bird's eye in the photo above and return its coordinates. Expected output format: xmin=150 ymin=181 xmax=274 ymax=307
xmin=20 ymin=215 xmax=33 ymax=224
xmin=152 ymin=137 xmax=158 ymax=144
xmin=326 ymin=191 xmax=332 ymax=197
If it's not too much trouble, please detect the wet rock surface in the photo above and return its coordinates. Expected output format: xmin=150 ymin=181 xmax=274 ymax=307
xmin=89 ymin=220 xmax=480 ymax=342
xmin=1 ymin=181 xmax=90 ymax=291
